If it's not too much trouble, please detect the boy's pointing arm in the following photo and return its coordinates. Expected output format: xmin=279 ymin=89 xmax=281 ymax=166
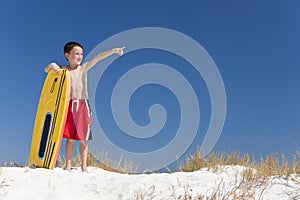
xmin=84 ymin=46 xmax=125 ymax=70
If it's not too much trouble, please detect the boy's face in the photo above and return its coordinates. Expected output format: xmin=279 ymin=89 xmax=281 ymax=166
xmin=65 ymin=46 xmax=83 ymax=67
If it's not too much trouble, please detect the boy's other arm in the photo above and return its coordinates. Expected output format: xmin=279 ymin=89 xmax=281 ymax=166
xmin=84 ymin=46 xmax=125 ymax=70
xmin=44 ymin=62 xmax=60 ymax=73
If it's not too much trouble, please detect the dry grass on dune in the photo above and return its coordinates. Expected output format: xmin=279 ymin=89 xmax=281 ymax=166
xmin=2 ymin=146 xmax=300 ymax=177
xmin=177 ymin=148 xmax=300 ymax=200
xmin=179 ymin=146 xmax=300 ymax=178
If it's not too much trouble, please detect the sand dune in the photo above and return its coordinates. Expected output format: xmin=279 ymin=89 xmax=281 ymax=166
xmin=0 ymin=165 xmax=299 ymax=200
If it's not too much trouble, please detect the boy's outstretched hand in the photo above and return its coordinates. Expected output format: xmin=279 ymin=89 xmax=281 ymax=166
xmin=114 ymin=46 xmax=126 ymax=56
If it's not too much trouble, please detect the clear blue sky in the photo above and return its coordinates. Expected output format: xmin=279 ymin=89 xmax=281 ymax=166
xmin=0 ymin=0 xmax=300 ymax=169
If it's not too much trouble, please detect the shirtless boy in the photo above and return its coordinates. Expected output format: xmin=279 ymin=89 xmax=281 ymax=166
xmin=45 ymin=42 xmax=125 ymax=172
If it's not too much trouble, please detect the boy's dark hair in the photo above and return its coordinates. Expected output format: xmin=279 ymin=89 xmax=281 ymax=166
xmin=64 ymin=41 xmax=83 ymax=60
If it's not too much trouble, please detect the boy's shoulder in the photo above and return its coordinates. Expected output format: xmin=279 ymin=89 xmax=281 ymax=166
xmin=60 ymin=65 xmax=68 ymax=70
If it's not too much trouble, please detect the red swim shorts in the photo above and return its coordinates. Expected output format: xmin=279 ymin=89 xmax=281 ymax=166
xmin=63 ymin=99 xmax=92 ymax=140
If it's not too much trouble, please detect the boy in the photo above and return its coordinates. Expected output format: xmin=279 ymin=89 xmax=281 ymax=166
xmin=45 ymin=42 xmax=125 ymax=172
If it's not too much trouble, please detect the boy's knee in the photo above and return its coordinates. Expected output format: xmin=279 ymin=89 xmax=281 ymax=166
xmin=80 ymin=140 xmax=88 ymax=147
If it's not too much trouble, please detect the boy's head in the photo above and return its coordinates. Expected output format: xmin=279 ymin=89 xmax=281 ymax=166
xmin=64 ymin=42 xmax=84 ymax=67
xmin=64 ymin=42 xmax=83 ymax=61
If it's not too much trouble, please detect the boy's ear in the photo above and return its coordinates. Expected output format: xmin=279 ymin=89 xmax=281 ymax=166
xmin=64 ymin=52 xmax=70 ymax=61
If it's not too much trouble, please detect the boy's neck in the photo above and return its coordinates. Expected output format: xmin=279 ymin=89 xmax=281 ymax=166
xmin=69 ymin=65 xmax=79 ymax=70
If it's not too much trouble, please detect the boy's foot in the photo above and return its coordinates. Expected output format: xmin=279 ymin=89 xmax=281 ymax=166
xmin=64 ymin=165 xmax=72 ymax=172
xmin=81 ymin=166 xmax=89 ymax=173
xmin=64 ymin=168 xmax=71 ymax=172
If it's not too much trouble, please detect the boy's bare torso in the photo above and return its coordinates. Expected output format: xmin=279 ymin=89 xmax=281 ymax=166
xmin=62 ymin=65 xmax=89 ymax=99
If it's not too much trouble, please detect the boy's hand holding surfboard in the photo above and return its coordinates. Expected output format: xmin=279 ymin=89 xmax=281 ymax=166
xmin=45 ymin=63 xmax=61 ymax=74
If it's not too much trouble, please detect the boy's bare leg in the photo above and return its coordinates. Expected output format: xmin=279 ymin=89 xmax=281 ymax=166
xmin=65 ymin=139 xmax=74 ymax=171
xmin=80 ymin=140 xmax=88 ymax=172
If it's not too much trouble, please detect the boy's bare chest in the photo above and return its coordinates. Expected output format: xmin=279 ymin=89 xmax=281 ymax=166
xmin=69 ymin=68 xmax=85 ymax=83
xmin=68 ymin=68 xmax=88 ymax=98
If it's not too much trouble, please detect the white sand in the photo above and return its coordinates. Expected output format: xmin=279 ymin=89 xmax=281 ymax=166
xmin=0 ymin=165 xmax=299 ymax=200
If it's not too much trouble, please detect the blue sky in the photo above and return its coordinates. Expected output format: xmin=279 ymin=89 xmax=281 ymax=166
xmin=0 ymin=0 xmax=300 ymax=169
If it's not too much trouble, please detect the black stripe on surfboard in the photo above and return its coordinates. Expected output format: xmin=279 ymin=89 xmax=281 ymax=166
xmin=43 ymin=141 xmax=56 ymax=169
xmin=45 ymin=141 xmax=56 ymax=167
xmin=43 ymin=70 xmax=66 ymax=168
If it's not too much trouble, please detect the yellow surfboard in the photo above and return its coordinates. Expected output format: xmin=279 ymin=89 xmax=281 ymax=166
xmin=29 ymin=69 xmax=69 ymax=169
